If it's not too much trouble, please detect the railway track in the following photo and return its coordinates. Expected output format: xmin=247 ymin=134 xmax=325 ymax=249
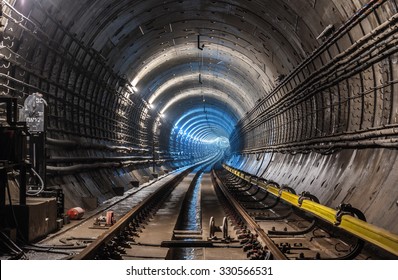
xmin=24 ymin=163 xmax=397 ymax=260
xmin=212 ymin=170 xmax=357 ymax=259
xmin=216 ymin=165 xmax=398 ymax=259
xmin=72 ymin=165 xmax=249 ymax=260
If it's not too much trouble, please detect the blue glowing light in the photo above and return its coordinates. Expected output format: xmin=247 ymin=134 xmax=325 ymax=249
xmin=168 ymin=105 xmax=237 ymax=167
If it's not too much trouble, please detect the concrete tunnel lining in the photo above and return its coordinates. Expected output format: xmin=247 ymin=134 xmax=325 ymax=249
xmin=0 ymin=0 xmax=398 ymax=241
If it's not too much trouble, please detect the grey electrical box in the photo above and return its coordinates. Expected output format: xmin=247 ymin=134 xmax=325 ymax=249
xmin=23 ymin=93 xmax=46 ymax=133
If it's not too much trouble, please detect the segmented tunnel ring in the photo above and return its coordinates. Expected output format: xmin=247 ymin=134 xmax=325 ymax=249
xmin=1 ymin=0 xmax=398 ymax=261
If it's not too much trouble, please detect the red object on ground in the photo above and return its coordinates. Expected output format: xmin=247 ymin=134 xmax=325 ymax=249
xmin=66 ymin=207 xmax=85 ymax=220
xmin=106 ymin=211 xmax=115 ymax=225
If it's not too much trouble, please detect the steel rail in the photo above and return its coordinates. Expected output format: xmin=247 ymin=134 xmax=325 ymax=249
xmin=211 ymin=170 xmax=288 ymax=260
xmin=224 ymin=164 xmax=398 ymax=257
xmin=72 ymin=168 xmax=192 ymax=260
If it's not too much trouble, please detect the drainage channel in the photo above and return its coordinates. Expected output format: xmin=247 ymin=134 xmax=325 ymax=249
xmin=166 ymin=171 xmax=204 ymax=259
xmin=165 ymin=171 xmax=248 ymax=260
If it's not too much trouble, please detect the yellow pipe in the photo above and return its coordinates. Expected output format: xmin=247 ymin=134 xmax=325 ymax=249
xmin=223 ymin=164 xmax=398 ymax=256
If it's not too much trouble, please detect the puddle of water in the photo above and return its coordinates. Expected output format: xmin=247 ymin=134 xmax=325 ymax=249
xmin=167 ymin=173 xmax=203 ymax=260
xmin=167 ymin=246 xmax=203 ymax=260
xmin=180 ymin=173 xmax=202 ymax=231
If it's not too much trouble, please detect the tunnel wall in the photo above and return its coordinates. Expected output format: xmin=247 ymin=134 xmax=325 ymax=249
xmin=0 ymin=0 xmax=232 ymax=211
xmin=1 ymin=0 xmax=398 ymax=225
xmin=228 ymin=149 xmax=398 ymax=234
xmin=49 ymin=165 xmax=173 ymax=211
xmin=228 ymin=0 xmax=398 ymax=234
xmin=231 ymin=0 xmax=398 ymax=154
xmin=0 ymin=0 xmax=174 ymax=210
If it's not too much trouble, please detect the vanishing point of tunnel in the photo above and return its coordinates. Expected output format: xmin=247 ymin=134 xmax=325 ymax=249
xmin=0 ymin=0 xmax=398 ymax=260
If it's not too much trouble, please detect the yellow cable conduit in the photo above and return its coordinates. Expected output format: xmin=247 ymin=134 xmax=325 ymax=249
xmin=223 ymin=164 xmax=398 ymax=257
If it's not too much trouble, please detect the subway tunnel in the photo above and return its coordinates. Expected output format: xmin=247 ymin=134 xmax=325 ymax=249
xmin=0 ymin=0 xmax=398 ymax=259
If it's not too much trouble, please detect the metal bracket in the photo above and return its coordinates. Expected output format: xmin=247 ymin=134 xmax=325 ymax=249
xmin=298 ymin=191 xmax=319 ymax=206
xmin=335 ymin=203 xmax=366 ymax=226
xmin=278 ymin=184 xmax=296 ymax=197
xmin=197 ymin=34 xmax=204 ymax=50
xmin=209 ymin=216 xmax=230 ymax=241
xmin=265 ymin=180 xmax=279 ymax=189
xmin=222 ymin=217 xmax=229 ymax=240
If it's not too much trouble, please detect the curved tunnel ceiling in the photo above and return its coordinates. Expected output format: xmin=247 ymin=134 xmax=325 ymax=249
xmin=3 ymin=0 xmax=392 ymax=160
xmin=53 ymin=0 xmax=334 ymax=154
xmin=2 ymin=0 xmax=398 ymax=243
